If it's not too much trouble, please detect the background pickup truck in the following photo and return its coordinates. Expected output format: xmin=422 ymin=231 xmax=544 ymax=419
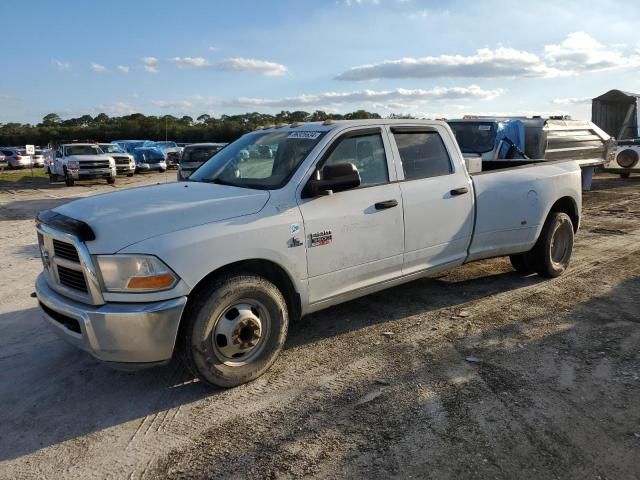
xmin=47 ymin=143 xmax=116 ymax=186
xmin=35 ymin=119 xmax=582 ymax=388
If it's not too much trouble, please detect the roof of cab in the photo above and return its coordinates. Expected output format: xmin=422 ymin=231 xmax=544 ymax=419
xmin=255 ymin=118 xmax=447 ymax=134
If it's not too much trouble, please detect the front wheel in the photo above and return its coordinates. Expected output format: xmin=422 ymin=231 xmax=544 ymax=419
xmin=620 ymin=172 xmax=631 ymax=179
xmin=107 ymin=176 xmax=116 ymax=184
xmin=530 ymin=212 xmax=574 ymax=278
xmin=182 ymin=274 xmax=289 ymax=388
xmin=64 ymin=175 xmax=75 ymax=187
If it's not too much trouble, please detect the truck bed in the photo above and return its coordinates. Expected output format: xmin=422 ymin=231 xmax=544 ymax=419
xmin=466 ymin=159 xmax=582 ymax=262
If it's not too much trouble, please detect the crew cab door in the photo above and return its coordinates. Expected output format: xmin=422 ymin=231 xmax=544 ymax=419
xmin=388 ymin=126 xmax=474 ymax=274
xmin=297 ymin=127 xmax=404 ymax=305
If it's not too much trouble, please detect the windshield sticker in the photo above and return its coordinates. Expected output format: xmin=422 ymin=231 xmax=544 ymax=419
xmin=288 ymin=131 xmax=322 ymax=140
xmin=478 ymin=125 xmax=491 ymax=131
xmin=290 ymin=223 xmax=300 ymax=235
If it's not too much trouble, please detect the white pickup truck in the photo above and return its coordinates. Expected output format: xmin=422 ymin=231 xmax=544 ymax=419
xmin=47 ymin=143 xmax=117 ymax=186
xmin=35 ymin=120 xmax=581 ymax=387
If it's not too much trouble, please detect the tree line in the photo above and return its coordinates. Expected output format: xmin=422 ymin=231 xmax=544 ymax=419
xmin=0 ymin=110 xmax=414 ymax=146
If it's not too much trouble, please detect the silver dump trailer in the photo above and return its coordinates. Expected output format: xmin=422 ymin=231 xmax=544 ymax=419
xmin=592 ymin=89 xmax=640 ymax=177
xmin=448 ymin=116 xmax=613 ymax=190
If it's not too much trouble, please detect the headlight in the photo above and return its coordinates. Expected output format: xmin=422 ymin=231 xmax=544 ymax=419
xmin=96 ymin=255 xmax=178 ymax=292
xmin=67 ymin=160 xmax=79 ymax=169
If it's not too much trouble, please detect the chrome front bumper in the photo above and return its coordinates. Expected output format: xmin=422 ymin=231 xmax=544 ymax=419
xmin=36 ymin=272 xmax=187 ymax=366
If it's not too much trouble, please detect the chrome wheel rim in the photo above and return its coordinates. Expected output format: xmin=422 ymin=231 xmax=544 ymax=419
xmin=212 ymin=300 xmax=270 ymax=366
xmin=550 ymin=221 xmax=572 ymax=268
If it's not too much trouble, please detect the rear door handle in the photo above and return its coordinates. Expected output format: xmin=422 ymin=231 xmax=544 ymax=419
xmin=374 ymin=199 xmax=398 ymax=210
xmin=450 ymin=187 xmax=469 ymax=196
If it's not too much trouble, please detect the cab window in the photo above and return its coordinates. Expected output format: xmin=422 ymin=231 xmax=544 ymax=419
xmin=393 ymin=131 xmax=452 ymax=180
xmin=322 ymin=133 xmax=388 ymax=188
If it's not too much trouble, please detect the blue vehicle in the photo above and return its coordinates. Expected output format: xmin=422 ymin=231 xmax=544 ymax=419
xmin=112 ymin=140 xmax=167 ymax=172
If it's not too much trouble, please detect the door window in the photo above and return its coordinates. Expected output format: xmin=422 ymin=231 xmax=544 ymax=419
xmin=322 ymin=133 xmax=388 ymax=188
xmin=393 ymin=132 xmax=452 ymax=180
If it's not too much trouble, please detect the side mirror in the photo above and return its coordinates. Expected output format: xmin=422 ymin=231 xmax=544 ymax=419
xmin=305 ymin=162 xmax=361 ymax=197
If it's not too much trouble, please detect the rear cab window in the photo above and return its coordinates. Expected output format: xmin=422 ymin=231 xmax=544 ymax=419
xmin=391 ymin=129 xmax=452 ymax=180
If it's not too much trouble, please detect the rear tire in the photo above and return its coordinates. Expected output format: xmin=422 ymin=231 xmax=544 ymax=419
xmin=182 ymin=274 xmax=289 ymax=388
xmin=127 ymin=173 xmax=134 ymax=177
xmin=620 ymin=172 xmax=631 ymax=178
xmin=530 ymin=212 xmax=574 ymax=278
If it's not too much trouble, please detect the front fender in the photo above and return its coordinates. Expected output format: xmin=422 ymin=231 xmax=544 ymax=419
xmin=117 ymin=208 xmax=309 ymax=305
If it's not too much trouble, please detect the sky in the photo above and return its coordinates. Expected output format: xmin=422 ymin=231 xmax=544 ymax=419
xmin=1 ymin=0 xmax=640 ymax=124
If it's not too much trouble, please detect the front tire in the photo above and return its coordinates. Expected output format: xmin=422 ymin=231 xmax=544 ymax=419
xmin=530 ymin=212 xmax=574 ymax=278
xmin=107 ymin=176 xmax=116 ymax=184
xmin=620 ymin=172 xmax=631 ymax=179
xmin=182 ymin=274 xmax=289 ymax=388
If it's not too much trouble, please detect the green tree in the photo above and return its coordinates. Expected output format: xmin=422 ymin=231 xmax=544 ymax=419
xmin=42 ymin=113 xmax=62 ymax=126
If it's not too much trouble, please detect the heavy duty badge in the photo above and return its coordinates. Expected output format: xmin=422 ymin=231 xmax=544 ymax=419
xmin=310 ymin=230 xmax=332 ymax=247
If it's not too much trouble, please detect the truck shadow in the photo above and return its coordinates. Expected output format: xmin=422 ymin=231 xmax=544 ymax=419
xmin=0 ymin=261 xmax=541 ymax=462
xmin=287 ymin=262 xmax=543 ymax=349
xmin=147 ymin=277 xmax=640 ymax=479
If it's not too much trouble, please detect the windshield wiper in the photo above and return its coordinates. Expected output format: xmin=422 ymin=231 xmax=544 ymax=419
xmin=198 ymin=177 xmax=265 ymax=189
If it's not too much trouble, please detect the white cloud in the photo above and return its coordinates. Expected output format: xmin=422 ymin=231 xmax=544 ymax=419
xmin=408 ymin=9 xmax=428 ymax=19
xmin=152 ymin=85 xmax=502 ymax=114
xmin=51 ymin=59 xmax=70 ymax=71
xmin=344 ymin=0 xmax=380 ymax=5
xmin=551 ymin=97 xmax=592 ymax=105
xmin=152 ymin=99 xmax=196 ymax=110
xmin=208 ymin=46 xmax=220 ymax=52
xmin=143 ymin=56 xmax=159 ymax=73
xmin=337 ymin=32 xmax=639 ymax=81
xmin=91 ymin=63 xmax=107 ymax=73
xmin=219 ymin=57 xmax=288 ymax=76
xmin=116 ymin=65 xmax=129 ymax=73
xmin=171 ymin=57 xmax=211 ymax=69
xmin=95 ymin=101 xmax=137 ymax=116
xmin=233 ymin=85 xmax=501 ymax=107
xmin=543 ymin=32 xmax=634 ymax=72
xmin=337 ymin=48 xmax=558 ymax=80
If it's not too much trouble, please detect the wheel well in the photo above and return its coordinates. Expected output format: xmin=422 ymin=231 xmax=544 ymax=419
xmin=187 ymin=259 xmax=301 ymax=322
xmin=549 ymin=196 xmax=579 ymax=232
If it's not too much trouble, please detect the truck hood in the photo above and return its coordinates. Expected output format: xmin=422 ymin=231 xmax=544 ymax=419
xmin=52 ymin=182 xmax=270 ymax=253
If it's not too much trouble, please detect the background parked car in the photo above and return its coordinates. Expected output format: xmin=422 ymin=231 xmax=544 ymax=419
xmin=1 ymin=147 xmax=32 ymax=168
xmin=98 ymin=143 xmax=135 ymax=176
xmin=133 ymin=146 xmax=167 ymax=172
xmin=154 ymin=141 xmax=182 ymax=168
xmin=31 ymin=149 xmax=45 ymax=167
xmin=177 ymin=142 xmax=227 ymax=180
xmin=112 ymin=140 xmax=166 ymax=172
xmin=0 ymin=151 xmax=6 ymax=169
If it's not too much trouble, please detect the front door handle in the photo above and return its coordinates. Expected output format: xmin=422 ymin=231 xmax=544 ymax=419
xmin=375 ymin=199 xmax=398 ymax=210
xmin=450 ymin=187 xmax=469 ymax=196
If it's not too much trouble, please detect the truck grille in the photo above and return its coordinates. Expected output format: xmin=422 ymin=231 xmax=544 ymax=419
xmin=57 ymin=265 xmax=88 ymax=292
xmin=80 ymin=160 xmax=110 ymax=169
xmin=112 ymin=156 xmax=130 ymax=165
xmin=53 ymin=239 xmax=80 ymax=262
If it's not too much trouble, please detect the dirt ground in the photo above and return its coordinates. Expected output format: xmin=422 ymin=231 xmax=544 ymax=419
xmin=0 ymin=172 xmax=638 ymax=480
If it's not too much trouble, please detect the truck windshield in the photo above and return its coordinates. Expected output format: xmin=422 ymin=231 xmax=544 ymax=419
xmin=64 ymin=145 xmax=103 ymax=156
xmin=189 ymin=130 xmax=327 ymax=189
xmin=182 ymin=146 xmax=224 ymax=163
xmin=100 ymin=144 xmax=125 ymax=154
xmin=448 ymin=121 xmax=497 ymax=154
